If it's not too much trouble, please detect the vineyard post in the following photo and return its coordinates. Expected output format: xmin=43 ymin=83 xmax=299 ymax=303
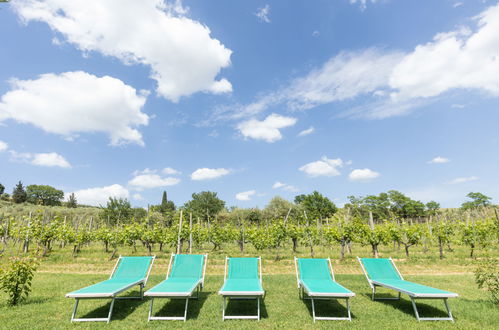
xmin=23 ymin=211 xmax=32 ymax=253
xmin=304 ymin=210 xmax=314 ymax=257
xmin=368 ymin=211 xmax=379 ymax=258
xmin=189 ymin=212 xmax=193 ymax=254
xmin=88 ymin=216 xmax=93 ymax=231
xmin=176 ymin=210 xmax=183 ymax=254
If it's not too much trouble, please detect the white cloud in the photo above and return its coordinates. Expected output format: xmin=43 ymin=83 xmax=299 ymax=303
xmin=211 ymin=49 xmax=403 ymax=122
xmin=348 ymin=168 xmax=380 ymax=182
xmin=211 ymin=4 xmax=499 ymax=122
xmin=255 ymin=4 xmax=271 ymax=23
xmin=191 ymin=167 xmax=230 ymax=180
xmin=129 ymin=173 xmax=180 ymax=190
xmin=31 ymin=152 xmax=71 ymax=168
xmin=132 ymin=193 xmax=144 ymax=201
xmin=389 ymin=4 xmax=499 ymax=101
xmin=0 ymin=140 xmax=8 ymax=152
xmin=236 ymin=190 xmax=256 ymax=201
xmin=272 ymin=181 xmax=299 ymax=192
xmin=453 ymin=2 xmax=463 ymax=8
xmin=448 ymin=176 xmax=479 ymax=184
xmin=349 ymin=0 xmax=379 ymax=10
xmin=237 ymin=113 xmax=297 ymax=142
xmin=0 ymin=71 xmax=148 ymax=145
xmin=428 ymin=156 xmax=450 ymax=164
xmin=312 ymin=31 xmax=320 ymax=37
xmin=162 ymin=167 xmax=180 ymax=175
xmin=69 ymin=184 xmax=129 ymax=206
xmin=12 ymin=0 xmax=232 ymax=102
xmin=298 ymin=126 xmax=315 ymax=137
xmin=299 ymin=156 xmax=343 ymax=177
xmin=9 ymin=150 xmax=71 ymax=168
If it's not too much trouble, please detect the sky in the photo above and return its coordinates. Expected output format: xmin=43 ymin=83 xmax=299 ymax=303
xmin=1 ymin=0 xmax=498 ymax=208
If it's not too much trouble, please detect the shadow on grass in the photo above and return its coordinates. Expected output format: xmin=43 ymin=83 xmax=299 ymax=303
xmin=151 ymin=290 xmax=210 ymax=320
xmin=223 ymin=296 xmax=268 ymax=319
xmin=361 ymin=293 xmax=453 ymax=320
xmin=76 ymin=289 xmax=147 ymax=321
xmin=301 ymin=298 xmax=355 ymax=320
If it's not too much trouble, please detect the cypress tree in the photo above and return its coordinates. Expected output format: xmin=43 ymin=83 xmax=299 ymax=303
xmin=12 ymin=181 xmax=27 ymax=203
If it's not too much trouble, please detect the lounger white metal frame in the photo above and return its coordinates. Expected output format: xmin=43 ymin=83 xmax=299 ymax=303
xmin=294 ymin=257 xmax=354 ymax=322
xmin=66 ymin=255 xmax=155 ymax=323
xmin=219 ymin=256 xmax=264 ymax=321
xmin=357 ymin=257 xmax=457 ymax=322
xmin=145 ymin=253 xmax=208 ymax=322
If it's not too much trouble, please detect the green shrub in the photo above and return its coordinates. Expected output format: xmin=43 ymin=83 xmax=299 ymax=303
xmin=0 ymin=256 xmax=39 ymax=306
xmin=475 ymin=258 xmax=499 ymax=304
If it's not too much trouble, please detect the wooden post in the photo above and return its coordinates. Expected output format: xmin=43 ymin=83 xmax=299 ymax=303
xmin=368 ymin=211 xmax=375 ymax=230
xmin=189 ymin=212 xmax=193 ymax=254
xmin=176 ymin=210 xmax=183 ymax=254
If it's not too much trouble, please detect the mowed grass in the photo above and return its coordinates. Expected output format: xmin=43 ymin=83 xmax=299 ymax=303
xmin=0 ymin=272 xmax=497 ymax=329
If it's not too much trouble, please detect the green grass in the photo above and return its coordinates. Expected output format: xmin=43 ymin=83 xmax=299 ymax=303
xmin=0 ymin=272 xmax=497 ymax=329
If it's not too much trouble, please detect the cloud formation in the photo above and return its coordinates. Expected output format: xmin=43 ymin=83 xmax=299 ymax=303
xmin=236 ymin=190 xmax=256 ymax=201
xmin=448 ymin=176 xmax=479 ymax=184
xmin=237 ymin=113 xmax=297 ymax=142
xmin=0 ymin=71 xmax=148 ymax=145
xmin=69 ymin=184 xmax=129 ymax=206
xmin=428 ymin=156 xmax=450 ymax=164
xmin=255 ymin=5 xmax=271 ymax=23
xmin=272 ymin=181 xmax=299 ymax=192
xmin=191 ymin=167 xmax=230 ymax=180
xmin=12 ymin=0 xmax=232 ymax=102
xmin=10 ymin=151 xmax=71 ymax=168
xmin=348 ymin=168 xmax=380 ymax=182
xmin=0 ymin=140 xmax=8 ymax=152
xmin=297 ymin=126 xmax=315 ymax=137
xmin=299 ymin=156 xmax=343 ymax=177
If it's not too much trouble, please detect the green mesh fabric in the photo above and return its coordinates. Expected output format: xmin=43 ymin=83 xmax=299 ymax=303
xmin=361 ymin=258 xmax=402 ymax=281
xmin=169 ymin=254 xmax=204 ymax=279
xmin=111 ymin=256 xmax=153 ymax=280
xmin=227 ymin=258 xmax=259 ymax=279
xmin=297 ymin=258 xmax=332 ymax=281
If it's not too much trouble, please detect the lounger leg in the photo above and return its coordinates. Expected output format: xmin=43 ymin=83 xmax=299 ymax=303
xmin=148 ymin=298 xmax=154 ymax=321
xmin=346 ymin=298 xmax=351 ymax=321
xmin=411 ymin=297 xmax=454 ymax=322
xmin=106 ymin=298 xmax=115 ymax=323
xmin=222 ymin=296 xmax=226 ymax=321
xmin=410 ymin=297 xmax=421 ymax=321
xmin=183 ymin=298 xmax=189 ymax=322
xmin=311 ymin=298 xmax=316 ymax=323
xmin=71 ymin=298 xmax=79 ymax=322
xmin=444 ymin=298 xmax=454 ymax=322
xmin=257 ymin=297 xmax=260 ymax=321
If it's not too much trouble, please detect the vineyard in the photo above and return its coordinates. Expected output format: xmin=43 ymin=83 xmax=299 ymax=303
xmin=0 ymin=202 xmax=497 ymax=264
xmin=0 ymin=201 xmax=498 ymax=329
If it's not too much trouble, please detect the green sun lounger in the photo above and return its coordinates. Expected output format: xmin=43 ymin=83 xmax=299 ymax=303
xmin=218 ymin=257 xmax=264 ymax=320
xmin=294 ymin=257 xmax=355 ymax=322
xmin=144 ymin=253 xmax=207 ymax=321
xmin=358 ymin=257 xmax=458 ymax=322
xmin=66 ymin=255 xmax=155 ymax=323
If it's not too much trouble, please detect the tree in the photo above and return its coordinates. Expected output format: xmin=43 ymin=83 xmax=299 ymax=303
xmin=264 ymin=196 xmax=296 ymax=221
xmin=154 ymin=191 xmax=176 ymax=214
xmin=26 ymin=185 xmax=64 ymax=206
xmin=461 ymin=192 xmax=492 ymax=210
xmin=12 ymin=181 xmax=27 ymax=203
xmin=426 ymin=201 xmax=440 ymax=216
xmin=101 ymin=197 xmax=133 ymax=225
xmin=183 ymin=191 xmax=225 ymax=222
xmin=387 ymin=190 xmax=426 ymax=219
xmin=0 ymin=183 xmax=4 ymax=195
xmin=294 ymin=191 xmax=337 ymax=221
xmin=67 ymin=193 xmax=77 ymax=208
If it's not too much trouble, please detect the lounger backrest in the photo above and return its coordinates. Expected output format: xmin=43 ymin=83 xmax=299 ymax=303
xmin=227 ymin=257 xmax=259 ymax=279
xmin=169 ymin=254 xmax=204 ymax=279
xmin=297 ymin=258 xmax=332 ymax=281
xmin=360 ymin=258 xmax=402 ymax=281
xmin=111 ymin=256 xmax=153 ymax=280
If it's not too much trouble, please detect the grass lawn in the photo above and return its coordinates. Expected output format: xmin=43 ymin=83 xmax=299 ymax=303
xmin=1 ymin=272 xmax=497 ymax=329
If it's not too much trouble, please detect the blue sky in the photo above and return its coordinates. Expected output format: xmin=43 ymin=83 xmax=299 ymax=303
xmin=1 ymin=0 xmax=498 ymax=208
